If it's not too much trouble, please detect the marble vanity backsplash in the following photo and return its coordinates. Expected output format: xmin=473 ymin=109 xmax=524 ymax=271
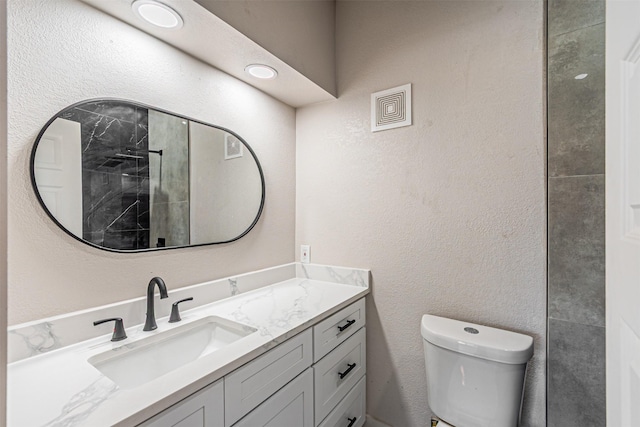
xmin=8 ymin=263 xmax=370 ymax=364
xmin=297 ymin=263 xmax=369 ymax=287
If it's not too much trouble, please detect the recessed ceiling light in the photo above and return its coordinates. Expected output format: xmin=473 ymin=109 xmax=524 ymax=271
xmin=574 ymin=73 xmax=589 ymax=80
xmin=132 ymin=0 xmax=183 ymax=29
xmin=245 ymin=64 xmax=278 ymax=80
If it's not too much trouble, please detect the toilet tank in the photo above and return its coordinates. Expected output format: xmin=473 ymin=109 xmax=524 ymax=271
xmin=421 ymin=315 xmax=534 ymax=427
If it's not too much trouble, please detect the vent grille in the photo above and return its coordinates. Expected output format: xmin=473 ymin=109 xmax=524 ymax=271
xmin=371 ymin=83 xmax=412 ymax=132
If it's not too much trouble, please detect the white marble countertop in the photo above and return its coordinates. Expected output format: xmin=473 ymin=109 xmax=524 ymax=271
xmin=7 ymin=276 xmax=369 ymax=426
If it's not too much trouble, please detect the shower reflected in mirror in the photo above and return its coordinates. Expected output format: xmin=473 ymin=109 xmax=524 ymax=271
xmin=31 ymin=99 xmax=265 ymax=252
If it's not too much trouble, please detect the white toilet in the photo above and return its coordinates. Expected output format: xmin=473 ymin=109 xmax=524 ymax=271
xmin=421 ymin=315 xmax=534 ymax=427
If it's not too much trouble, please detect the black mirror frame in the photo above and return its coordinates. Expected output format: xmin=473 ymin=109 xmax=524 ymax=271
xmin=30 ymin=98 xmax=266 ymax=253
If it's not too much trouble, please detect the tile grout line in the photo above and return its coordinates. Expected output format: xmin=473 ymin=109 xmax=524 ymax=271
xmin=548 ymin=316 xmax=605 ymax=330
xmin=548 ymin=173 xmax=605 ymax=180
xmin=549 ymin=20 xmax=605 ymax=39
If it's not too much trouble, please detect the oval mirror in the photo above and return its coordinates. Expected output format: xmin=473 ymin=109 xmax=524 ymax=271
xmin=31 ymin=99 xmax=265 ymax=252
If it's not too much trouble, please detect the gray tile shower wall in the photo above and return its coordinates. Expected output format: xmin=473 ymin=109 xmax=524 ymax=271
xmin=547 ymin=0 xmax=605 ymax=425
xmin=147 ymin=110 xmax=189 ymax=248
xmin=548 ymin=319 xmax=606 ymax=426
xmin=548 ymin=22 xmax=605 ymax=178
xmin=548 ymin=175 xmax=605 ymax=327
xmin=547 ymin=0 xmax=605 ymax=38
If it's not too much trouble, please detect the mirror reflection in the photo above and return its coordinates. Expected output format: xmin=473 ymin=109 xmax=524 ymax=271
xmin=31 ymin=99 xmax=264 ymax=252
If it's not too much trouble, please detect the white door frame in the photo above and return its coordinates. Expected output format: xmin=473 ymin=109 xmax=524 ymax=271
xmin=606 ymin=0 xmax=640 ymax=425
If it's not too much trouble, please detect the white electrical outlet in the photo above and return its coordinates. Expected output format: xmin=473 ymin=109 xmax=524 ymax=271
xmin=301 ymin=245 xmax=310 ymax=264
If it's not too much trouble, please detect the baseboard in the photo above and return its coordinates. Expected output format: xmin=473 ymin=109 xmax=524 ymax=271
xmin=365 ymin=414 xmax=393 ymax=427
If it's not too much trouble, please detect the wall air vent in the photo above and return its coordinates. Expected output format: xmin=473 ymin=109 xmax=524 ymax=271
xmin=371 ymin=83 xmax=412 ymax=132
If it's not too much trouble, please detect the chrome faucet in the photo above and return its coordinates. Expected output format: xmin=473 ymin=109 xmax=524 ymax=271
xmin=143 ymin=277 xmax=168 ymax=331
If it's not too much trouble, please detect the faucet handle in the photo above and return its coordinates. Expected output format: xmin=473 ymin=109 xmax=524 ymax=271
xmin=169 ymin=297 xmax=194 ymax=323
xmin=93 ymin=317 xmax=127 ymax=342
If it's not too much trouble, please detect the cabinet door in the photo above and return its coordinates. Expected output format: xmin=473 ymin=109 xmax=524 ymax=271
xmin=140 ymin=379 xmax=224 ymax=427
xmin=225 ymin=329 xmax=313 ymax=426
xmin=233 ymin=368 xmax=314 ymax=427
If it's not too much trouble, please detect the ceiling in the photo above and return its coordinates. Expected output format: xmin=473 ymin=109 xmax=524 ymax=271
xmin=80 ymin=0 xmax=336 ymax=108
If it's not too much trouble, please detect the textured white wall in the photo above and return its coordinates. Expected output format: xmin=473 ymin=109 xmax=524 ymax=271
xmin=1 ymin=0 xmax=8 ymax=421
xmin=7 ymin=0 xmax=296 ymax=325
xmin=296 ymin=1 xmax=546 ymax=426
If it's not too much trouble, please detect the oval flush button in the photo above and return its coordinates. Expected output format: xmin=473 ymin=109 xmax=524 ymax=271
xmin=464 ymin=327 xmax=479 ymax=334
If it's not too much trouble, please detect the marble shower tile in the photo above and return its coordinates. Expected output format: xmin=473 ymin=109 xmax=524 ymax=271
xmin=548 ymin=0 xmax=605 ymax=37
xmin=134 ymin=106 xmax=149 ymax=149
xmin=74 ymin=100 xmax=138 ymax=123
xmin=548 ymin=319 xmax=605 ymax=426
xmin=81 ymin=113 xmax=136 ymax=153
xmin=136 ymin=229 xmax=150 ymax=250
xmin=137 ymin=177 xmax=151 ymax=248
xmin=45 ymin=102 xmax=152 ymax=250
xmin=103 ymin=229 xmax=139 ymax=250
xmin=83 ymin=171 xmax=121 ymax=242
xmin=548 ymin=23 xmax=605 ymax=177
xmin=548 ymin=175 xmax=605 ymax=326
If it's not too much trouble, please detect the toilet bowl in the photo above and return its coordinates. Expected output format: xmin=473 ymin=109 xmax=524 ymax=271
xmin=421 ymin=315 xmax=534 ymax=427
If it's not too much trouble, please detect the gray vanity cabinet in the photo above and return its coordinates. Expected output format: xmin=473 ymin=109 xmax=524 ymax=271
xmin=140 ymin=379 xmax=224 ymax=427
xmin=225 ymin=329 xmax=313 ymax=426
xmin=318 ymin=376 xmax=366 ymax=427
xmin=232 ymin=368 xmax=314 ymax=427
xmin=313 ymin=299 xmax=366 ymax=362
xmin=139 ymin=298 xmax=366 ymax=427
xmin=313 ymin=327 xmax=366 ymax=425
xmin=312 ymin=299 xmax=366 ymax=427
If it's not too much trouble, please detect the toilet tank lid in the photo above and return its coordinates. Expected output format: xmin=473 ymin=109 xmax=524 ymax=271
xmin=421 ymin=315 xmax=534 ymax=364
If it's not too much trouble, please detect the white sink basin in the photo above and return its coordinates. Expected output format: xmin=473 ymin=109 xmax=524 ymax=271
xmin=88 ymin=316 xmax=257 ymax=389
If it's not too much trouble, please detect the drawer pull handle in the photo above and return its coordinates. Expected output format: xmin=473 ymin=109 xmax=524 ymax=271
xmin=338 ymin=319 xmax=356 ymax=332
xmin=347 ymin=417 xmax=357 ymax=427
xmin=339 ymin=363 xmax=357 ymax=379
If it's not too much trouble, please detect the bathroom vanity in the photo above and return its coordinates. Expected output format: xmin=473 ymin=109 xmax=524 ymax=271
xmin=7 ymin=263 xmax=369 ymax=427
xmin=144 ymin=298 xmax=366 ymax=427
xmin=14 ymin=98 xmax=370 ymax=426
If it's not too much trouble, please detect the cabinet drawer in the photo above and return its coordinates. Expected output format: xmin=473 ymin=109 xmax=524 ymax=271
xmin=314 ymin=327 xmax=366 ymax=425
xmin=313 ymin=299 xmax=366 ymax=362
xmin=225 ymin=329 xmax=313 ymax=426
xmin=318 ymin=375 xmax=366 ymax=427
xmin=140 ymin=379 xmax=224 ymax=427
xmin=233 ymin=368 xmax=314 ymax=427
